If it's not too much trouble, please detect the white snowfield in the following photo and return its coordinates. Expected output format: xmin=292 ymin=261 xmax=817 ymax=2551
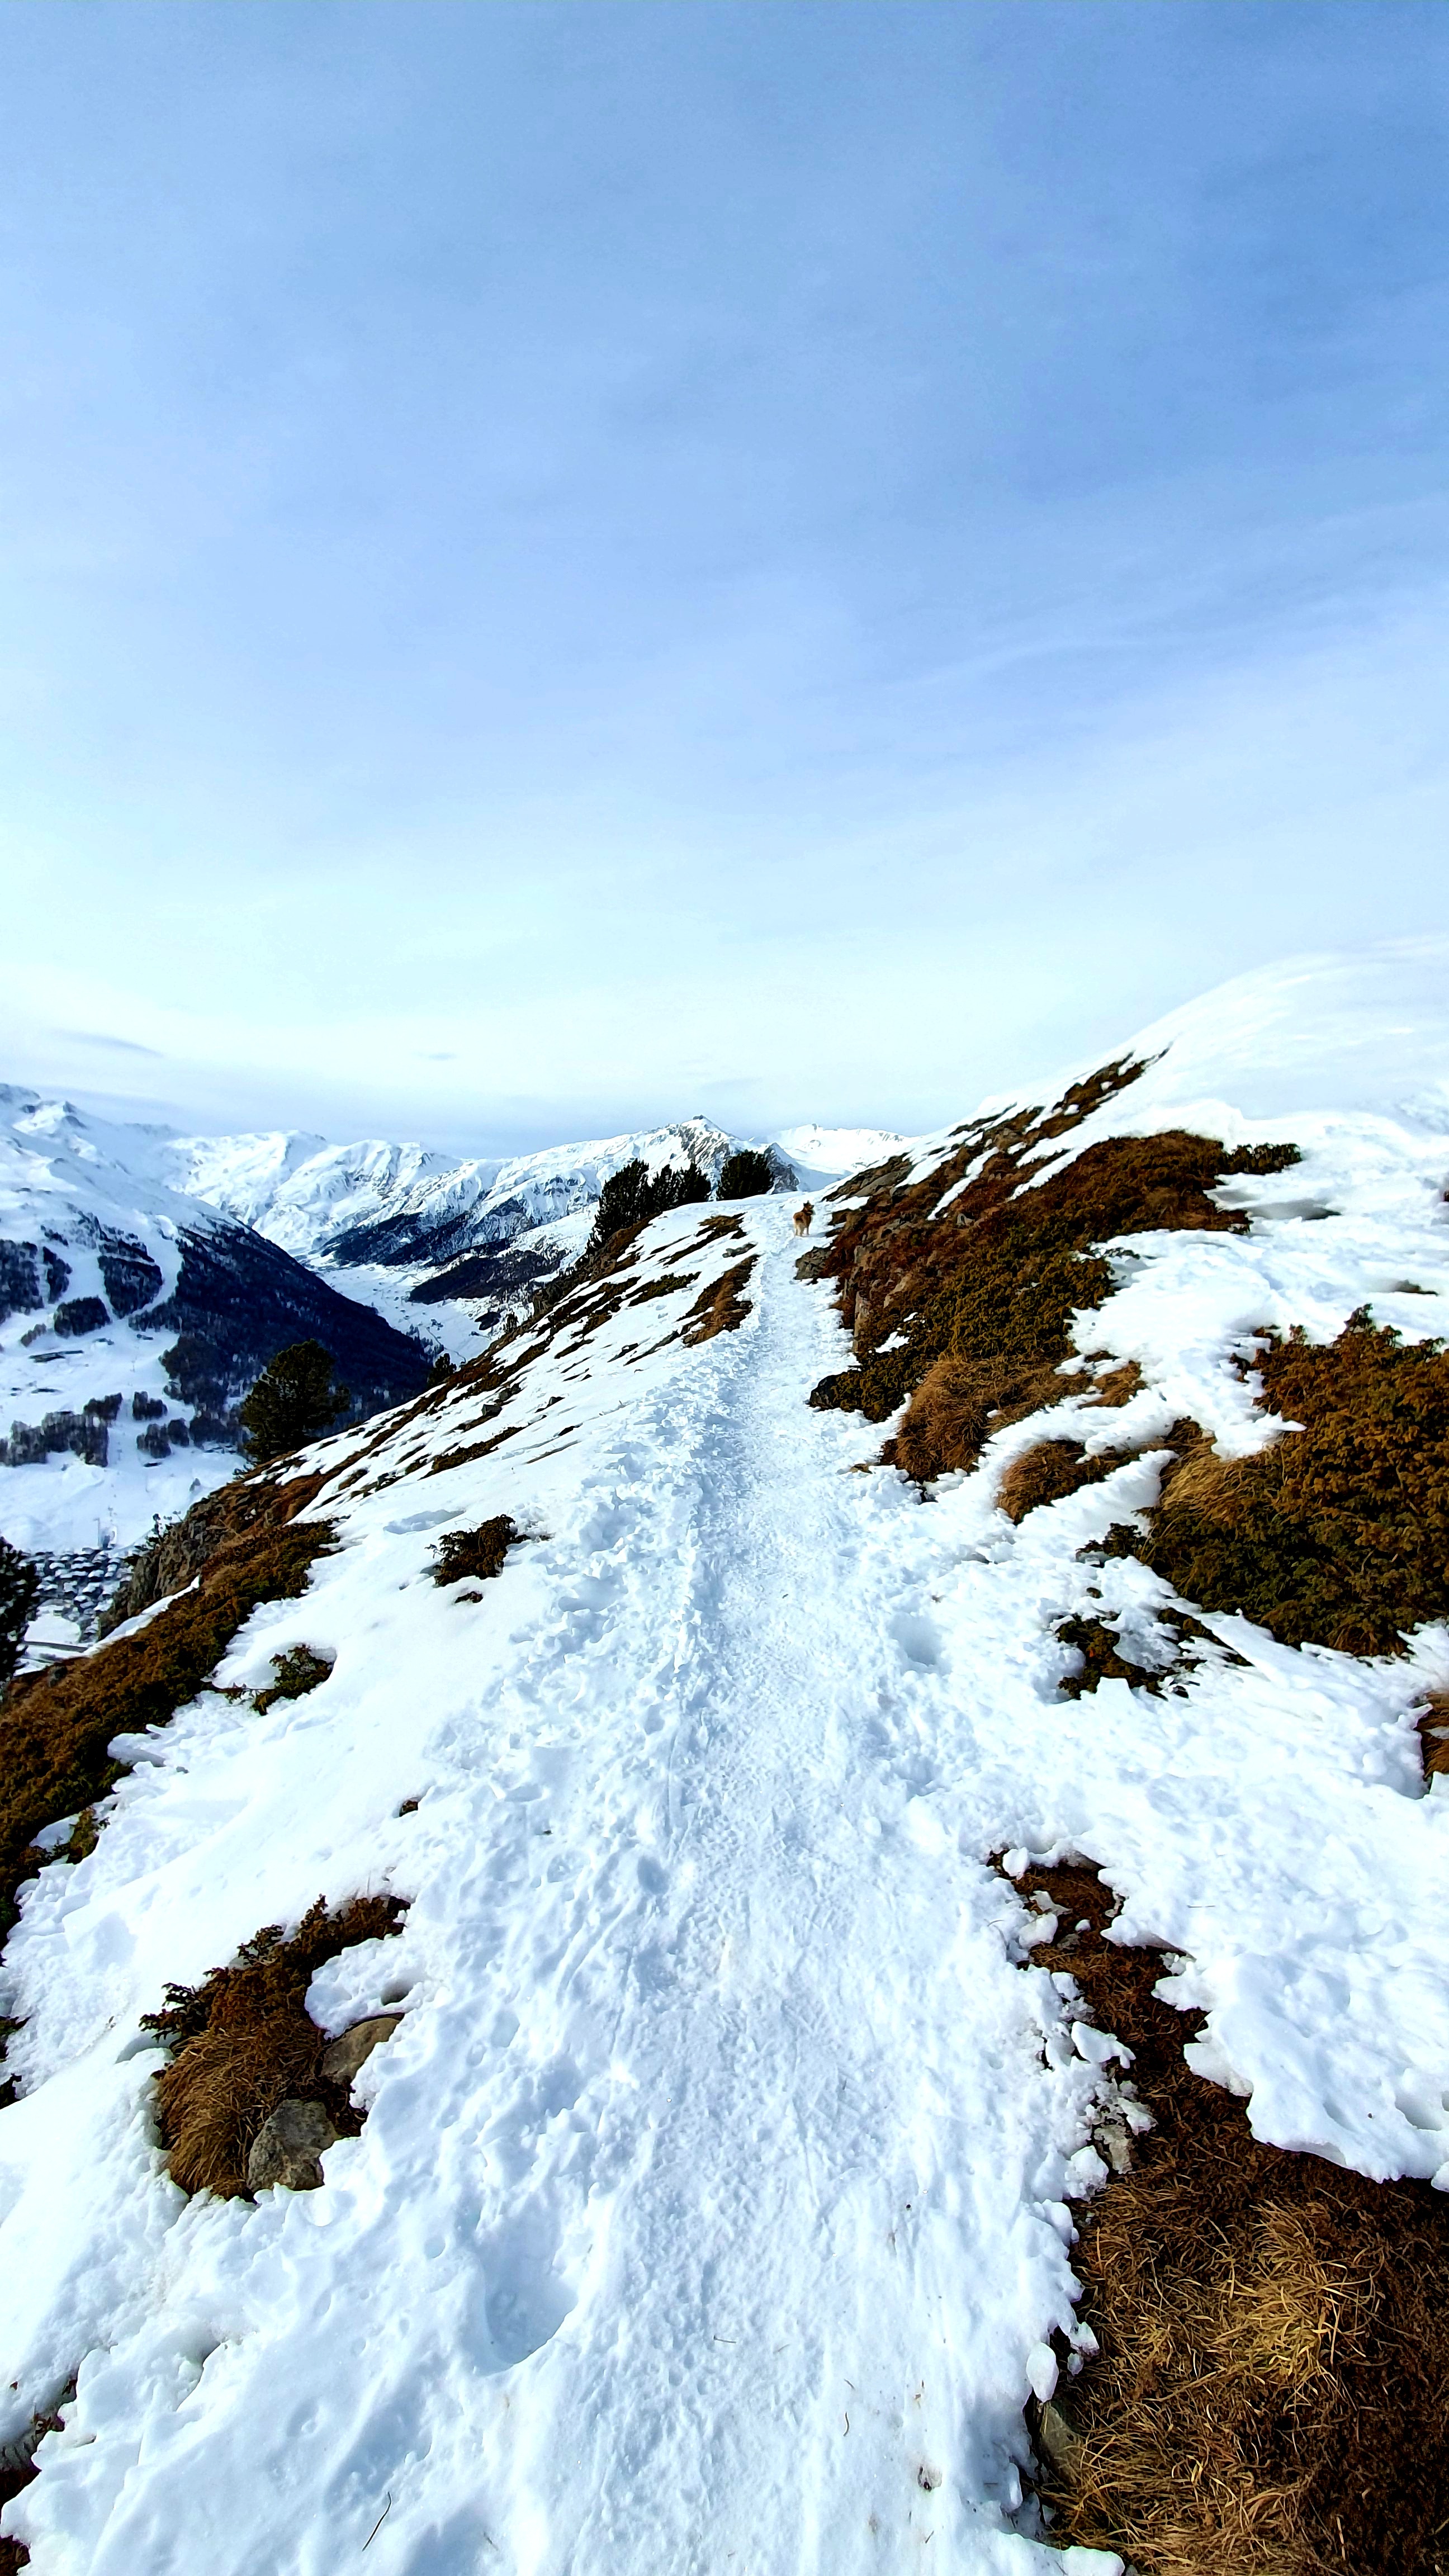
xmin=2 ymin=943 xmax=1449 ymax=2574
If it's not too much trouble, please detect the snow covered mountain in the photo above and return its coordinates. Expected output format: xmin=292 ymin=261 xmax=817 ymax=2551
xmin=0 ymin=1088 xmax=431 ymax=1552
xmin=165 ymin=1116 xmax=799 ymax=1351
xmin=773 ymin=1121 xmax=911 ymax=1182
xmin=165 ymin=1115 xmax=782 ymax=1267
xmin=3 ymin=941 xmax=1449 ymax=2573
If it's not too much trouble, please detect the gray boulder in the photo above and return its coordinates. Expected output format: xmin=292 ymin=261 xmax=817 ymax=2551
xmin=320 ymin=2013 xmax=404 ymax=2087
xmin=247 ymin=2097 xmax=338 ymax=2193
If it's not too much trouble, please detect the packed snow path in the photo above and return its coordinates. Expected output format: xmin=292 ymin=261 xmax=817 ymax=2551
xmin=6 ymin=1001 xmax=1449 ymax=2576
xmin=475 ymin=1210 xmax=1086 ymax=2569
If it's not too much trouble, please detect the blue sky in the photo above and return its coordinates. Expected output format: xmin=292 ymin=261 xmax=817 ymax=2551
xmin=3 ymin=1 xmax=1447 ymax=1150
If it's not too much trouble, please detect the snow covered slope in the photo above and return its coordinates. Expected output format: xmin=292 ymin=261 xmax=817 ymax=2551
xmin=0 ymin=1089 xmax=430 ymax=1553
xmin=2 ymin=943 xmax=1448 ymax=2572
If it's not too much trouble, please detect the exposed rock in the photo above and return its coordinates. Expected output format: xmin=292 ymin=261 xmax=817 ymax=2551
xmin=320 ymin=2014 xmax=404 ymax=2086
xmin=1036 ymin=2398 xmax=1079 ymax=2469
xmin=246 ymin=2097 xmax=338 ymax=2192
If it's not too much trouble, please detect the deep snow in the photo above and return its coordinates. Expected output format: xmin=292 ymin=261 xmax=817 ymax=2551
xmin=2 ymin=944 xmax=1448 ymax=2573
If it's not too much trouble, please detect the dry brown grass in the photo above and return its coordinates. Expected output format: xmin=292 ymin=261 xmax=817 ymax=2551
xmin=996 ymin=1439 xmax=1132 ymax=1526
xmin=882 ymin=1357 xmax=1143 ymax=1491
xmin=681 ymin=1258 xmax=756 ymax=1346
xmin=145 ymin=1894 xmax=405 ymax=2198
xmin=807 ymin=1069 xmax=1296 ymax=1464
xmin=882 ymin=1355 xmax=1066 ymax=1481
xmin=98 ymin=1469 xmax=326 ymax=1633
xmin=427 ymin=1426 xmax=519 ymax=1477
xmin=1014 ymin=1861 xmax=1449 ymax=2574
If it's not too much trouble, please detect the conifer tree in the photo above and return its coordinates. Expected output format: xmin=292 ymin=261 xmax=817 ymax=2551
xmin=716 ymin=1148 xmax=776 ymax=1200
xmin=239 ymin=1342 xmax=349 ymax=1462
xmin=588 ymin=1159 xmax=709 ymax=1254
xmin=0 ymin=1536 xmax=39 ymax=1687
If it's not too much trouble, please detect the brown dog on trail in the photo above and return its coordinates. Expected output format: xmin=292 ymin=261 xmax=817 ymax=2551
xmin=793 ymin=1201 xmax=815 ymax=1236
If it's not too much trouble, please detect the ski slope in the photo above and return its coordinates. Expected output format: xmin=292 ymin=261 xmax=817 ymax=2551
xmin=3 ymin=945 xmax=1449 ymax=2572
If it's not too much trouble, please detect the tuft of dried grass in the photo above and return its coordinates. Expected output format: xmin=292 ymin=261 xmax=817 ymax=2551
xmin=145 ymin=1893 xmax=405 ymax=2198
xmin=1014 ymin=1861 xmax=1449 ymax=2574
xmin=881 ymin=1355 xmax=1065 ymax=1481
xmin=996 ymin=1439 xmax=1131 ymax=1526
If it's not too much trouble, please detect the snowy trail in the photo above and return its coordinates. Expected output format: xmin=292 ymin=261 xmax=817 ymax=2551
xmin=489 ymin=1207 xmax=1077 ymax=2570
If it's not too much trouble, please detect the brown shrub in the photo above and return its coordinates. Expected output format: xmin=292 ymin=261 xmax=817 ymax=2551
xmin=681 ymin=1258 xmax=756 ymax=1346
xmin=1122 ymin=1314 xmax=1449 ymax=1655
xmin=1054 ymin=1606 xmax=1237 ymax=1699
xmin=0 ymin=1502 xmax=335 ymax=1944
xmin=1055 ymin=1614 xmax=1154 ymax=1697
xmin=145 ymin=1894 xmax=405 ymax=2198
xmin=1014 ymin=1861 xmax=1449 ymax=2574
xmin=431 ymin=1516 xmax=520 ymax=1585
